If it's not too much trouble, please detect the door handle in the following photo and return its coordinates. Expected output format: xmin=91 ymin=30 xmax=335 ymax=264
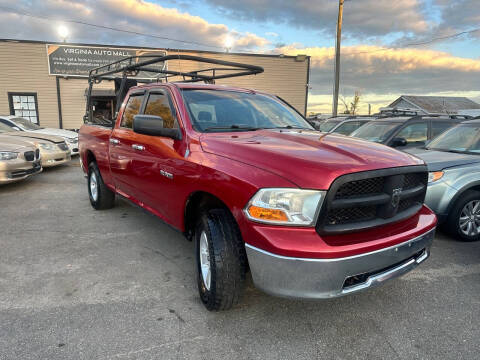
xmin=132 ymin=144 xmax=145 ymax=151
xmin=109 ymin=138 xmax=120 ymax=145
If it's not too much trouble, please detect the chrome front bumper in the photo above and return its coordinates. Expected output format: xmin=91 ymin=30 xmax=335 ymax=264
xmin=245 ymin=228 xmax=435 ymax=299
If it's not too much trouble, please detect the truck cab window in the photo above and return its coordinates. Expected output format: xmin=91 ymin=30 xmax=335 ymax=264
xmin=121 ymin=94 xmax=144 ymax=129
xmin=144 ymin=93 xmax=178 ymax=129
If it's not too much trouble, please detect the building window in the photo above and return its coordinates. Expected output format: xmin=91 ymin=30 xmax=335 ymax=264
xmin=8 ymin=92 xmax=39 ymax=124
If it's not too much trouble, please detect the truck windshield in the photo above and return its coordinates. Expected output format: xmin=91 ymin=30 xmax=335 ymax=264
xmin=182 ymin=90 xmax=313 ymax=132
xmin=427 ymin=123 xmax=480 ymax=154
xmin=351 ymin=121 xmax=400 ymax=143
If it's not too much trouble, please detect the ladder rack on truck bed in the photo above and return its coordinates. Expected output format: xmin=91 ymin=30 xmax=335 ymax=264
xmin=85 ymin=54 xmax=264 ymax=124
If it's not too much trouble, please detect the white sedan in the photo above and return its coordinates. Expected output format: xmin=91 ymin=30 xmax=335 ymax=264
xmin=0 ymin=116 xmax=78 ymax=155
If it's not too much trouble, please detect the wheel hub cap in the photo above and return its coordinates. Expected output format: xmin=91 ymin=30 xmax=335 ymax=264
xmin=199 ymin=231 xmax=211 ymax=290
xmin=459 ymin=200 xmax=480 ymax=237
xmin=90 ymin=172 xmax=98 ymax=201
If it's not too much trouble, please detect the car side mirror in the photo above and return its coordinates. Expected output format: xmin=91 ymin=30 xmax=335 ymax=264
xmin=133 ymin=114 xmax=182 ymax=140
xmin=391 ymin=137 xmax=407 ymax=147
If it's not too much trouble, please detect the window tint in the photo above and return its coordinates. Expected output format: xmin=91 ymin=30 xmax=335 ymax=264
xmin=432 ymin=121 xmax=454 ymax=138
xmin=334 ymin=121 xmax=361 ymax=135
xmin=351 ymin=122 xmax=399 ymax=143
xmin=120 ymin=94 xmax=144 ymax=129
xmin=396 ymin=122 xmax=428 ymax=144
xmin=319 ymin=120 xmax=341 ymax=132
xmin=144 ymin=93 xmax=178 ymax=129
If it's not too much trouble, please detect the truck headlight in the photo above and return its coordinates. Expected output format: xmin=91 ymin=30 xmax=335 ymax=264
xmin=245 ymin=188 xmax=325 ymax=226
xmin=428 ymin=171 xmax=444 ymax=183
xmin=39 ymin=143 xmax=57 ymax=151
xmin=0 ymin=151 xmax=18 ymax=160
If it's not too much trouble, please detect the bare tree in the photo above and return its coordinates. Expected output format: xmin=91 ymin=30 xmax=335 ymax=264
xmin=340 ymin=91 xmax=361 ymax=115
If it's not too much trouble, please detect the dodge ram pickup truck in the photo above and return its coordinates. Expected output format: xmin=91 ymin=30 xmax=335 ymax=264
xmin=79 ymin=56 xmax=437 ymax=310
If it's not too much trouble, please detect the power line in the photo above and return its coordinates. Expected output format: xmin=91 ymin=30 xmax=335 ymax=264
xmin=341 ymin=27 xmax=480 ymax=57
xmin=0 ymin=5 xmax=225 ymax=50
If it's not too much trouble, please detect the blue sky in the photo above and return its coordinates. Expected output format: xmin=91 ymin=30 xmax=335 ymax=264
xmin=150 ymin=0 xmax=480 ymax=58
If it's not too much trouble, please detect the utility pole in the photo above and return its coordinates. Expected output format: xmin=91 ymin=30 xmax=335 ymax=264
xmin=332 ymin=0 xmax=344 ymax=117
xmin=368 ymin=103 xmax=371 ymax=115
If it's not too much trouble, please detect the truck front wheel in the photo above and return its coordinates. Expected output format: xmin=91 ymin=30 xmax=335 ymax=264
xmin=88 ymin=162 xmax=115 ymax=210
xmin=195 ymin=209 xmax=246 ymax=311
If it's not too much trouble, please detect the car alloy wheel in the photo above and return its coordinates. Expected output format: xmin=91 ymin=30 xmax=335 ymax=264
xmin=89 ymin=171 xmax=98 ymax=202
xmin=459 ymin=200 xmax=480 ymax=237
xmin=199 ymin=231 xmax=211 ymax=290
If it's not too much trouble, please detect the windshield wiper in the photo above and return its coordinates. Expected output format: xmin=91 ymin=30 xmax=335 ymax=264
xmin=270 ymin=125 xmax=311 ymax=130
xmin=203 ymin=125 xmax=263 ymax=132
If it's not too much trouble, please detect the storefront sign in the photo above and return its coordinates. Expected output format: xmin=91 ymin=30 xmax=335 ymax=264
xmin=46 ymin=44 xmax=167 ymax=78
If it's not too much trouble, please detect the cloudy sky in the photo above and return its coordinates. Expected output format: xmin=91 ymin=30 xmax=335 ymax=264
xmin=0 ymin=0 xmax=479 ymax=113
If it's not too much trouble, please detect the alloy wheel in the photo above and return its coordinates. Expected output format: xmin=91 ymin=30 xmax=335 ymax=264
xmin=199 ymin=231 xmax=211 ymax=290
xmin=90 ymin=172 xmax=98 ymax=201
xmin=459 ymin=200 xmax=480 ymax=237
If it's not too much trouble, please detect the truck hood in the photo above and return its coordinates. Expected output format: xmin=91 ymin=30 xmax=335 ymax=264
xmin=6 ymin=131 xmax=65 ymax=144
xmin=406 ymin=148 xmax=480 ymax=171
xmin=200 ymin=129 xmax=424 ymax=189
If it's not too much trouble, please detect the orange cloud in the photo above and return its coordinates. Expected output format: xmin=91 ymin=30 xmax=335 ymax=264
xmin=277 ymin=45 xmax=480 ymax=73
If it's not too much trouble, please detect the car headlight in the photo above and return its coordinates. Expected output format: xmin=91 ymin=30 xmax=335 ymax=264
xmin=245 ymin=188 xmax=325 ymax=226
xmin=428 ymin=171 xmax=444 ymax=183
xmin=39 ymin=143 xmax=57 ymax=151
xmin=0 ymin=151 xmax=18 ymax=160
xmin=66 ymin=137 xmax=78 ymax=144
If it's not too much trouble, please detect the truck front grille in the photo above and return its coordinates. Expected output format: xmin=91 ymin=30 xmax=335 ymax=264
xmin=316 ymin=166 xmax=428 ymax=235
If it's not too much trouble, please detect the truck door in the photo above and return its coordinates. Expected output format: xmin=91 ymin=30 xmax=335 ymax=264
xmin=109 ymin=91 xmax=146 ymax=199
xmin=126 ymin=89 xmax=186 ymax=222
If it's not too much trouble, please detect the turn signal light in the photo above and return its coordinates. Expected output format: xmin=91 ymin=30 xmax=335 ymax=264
xmin=247 ymin=205 xmax=289 ymax=222
xmin=428 ymin=171 xmax=444 ymax=183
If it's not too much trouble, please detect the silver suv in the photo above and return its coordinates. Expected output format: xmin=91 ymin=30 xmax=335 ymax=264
xmin=407 ymin=119 xmax=480 ymax=241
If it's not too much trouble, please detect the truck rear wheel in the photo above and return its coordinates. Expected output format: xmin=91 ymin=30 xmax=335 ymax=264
xmin=447 ymin=190 xmax=480 ymax=242
xmin=88 ymin=162 xmax=115 ymax=210
xmin=195 ymin=209 xmax=246 ymax=311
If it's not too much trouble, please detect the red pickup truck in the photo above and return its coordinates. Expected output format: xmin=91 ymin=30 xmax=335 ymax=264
xmin=79 ymin=58 xmax=436 ymax=311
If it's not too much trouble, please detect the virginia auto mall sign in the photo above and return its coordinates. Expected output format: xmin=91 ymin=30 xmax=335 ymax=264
xmin=47 ymin=44 xmax=166 ymax=78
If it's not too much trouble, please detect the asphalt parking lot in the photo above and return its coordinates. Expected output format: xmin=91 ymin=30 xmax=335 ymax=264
xmin=1 ymin=159 xmax=479 ymax=360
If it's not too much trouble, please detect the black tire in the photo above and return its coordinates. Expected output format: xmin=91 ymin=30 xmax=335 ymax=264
xmin=87 ymin=162 xmax=115 ymax=210
xmin=446 ymin=190 xmax=480 ymax=242
xmin=195 ymin=209 xmax=247 ymax=311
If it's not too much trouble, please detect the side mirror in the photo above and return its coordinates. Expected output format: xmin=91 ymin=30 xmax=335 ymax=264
xmin=133 ymin=115 xmax=182 ymax=140
xmin=391 ymin=137 xmax=407 ymax=147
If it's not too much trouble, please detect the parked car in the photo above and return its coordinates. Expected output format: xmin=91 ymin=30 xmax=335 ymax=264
xmin=407 ymin=120 xmax=480 ymax=241
xmin=0 ymin=122 xmax=71 ymax=167
xmin=318 ymin=116 xmax=373 ymax=136
xmin=351 ymin=115 xmax=463 ymax=150
xmin=79 ymin=56 xmax=437 ymax=311
xmin=0 ymin=115 xmax=79 ymax=155
xmin=0 ymin=135 xmax=41 ymax=184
